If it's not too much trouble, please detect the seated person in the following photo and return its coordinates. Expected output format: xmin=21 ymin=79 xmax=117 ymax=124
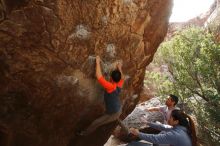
xmin=140 ymin=94 xmax=179 ymax=135
xmin=129 ymin=109 xmax=197 ymax=146
xmin=146 ymin=94 xmax=179 ymax=124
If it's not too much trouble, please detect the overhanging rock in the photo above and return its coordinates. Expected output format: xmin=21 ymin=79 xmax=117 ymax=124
xmin=0 ymin=0 xmax=172 ymax=146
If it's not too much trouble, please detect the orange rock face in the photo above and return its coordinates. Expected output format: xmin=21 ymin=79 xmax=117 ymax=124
xmin=0 ymin=0 xmax=172 ymax=146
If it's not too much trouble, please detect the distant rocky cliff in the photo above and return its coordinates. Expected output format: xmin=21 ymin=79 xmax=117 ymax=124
xmin=166 ymin=0 xmax=217 ymax=40
xmin=206 ymin=0 xmax=220 ymax=42
xmin=0 ymin=0 xmax=172 ymax=146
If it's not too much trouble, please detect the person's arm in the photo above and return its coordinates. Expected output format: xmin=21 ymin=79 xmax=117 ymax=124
xmin=117 ymin=61 xmax=124 ymax=80
xmin=96 ymin=56 xmax=102 ymax=79
xmin=116 ymin=61 xmax=124 ymax=88
xmin=129 ymin=128 xmax=174 ymax=145
xmin=145 ymin=107 xmax=160 ymax=112
xmin=148 ymin=122 xmax=173 ymax=131
xmin=139 ymin=118 xmax=173 ymax=131
xmin=96 ymin=56 xmax=115 ymax=92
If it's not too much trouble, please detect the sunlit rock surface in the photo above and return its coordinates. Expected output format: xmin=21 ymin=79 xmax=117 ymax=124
xmin=0 ymin=0 xmax=172 ymax=146
xmin=122 ymin=98 xmax=164 ymax=129
xmin=206 ymin=0 xmax=220 ymax=42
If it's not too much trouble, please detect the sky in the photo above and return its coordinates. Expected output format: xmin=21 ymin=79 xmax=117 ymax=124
xmin=170 ymin=0 xmax=215 ymax=22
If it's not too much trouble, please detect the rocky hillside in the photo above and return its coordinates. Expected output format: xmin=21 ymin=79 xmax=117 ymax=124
xmin=166 ymin=0 xmax=217 ymax=40
xmin=206 ymin=0 xmax=220 ymax=42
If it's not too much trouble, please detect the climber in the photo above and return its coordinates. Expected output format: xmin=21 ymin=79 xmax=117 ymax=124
xmin=129 ymin=109 xmax=197 ymax=146
xmin=79 ymin=55 xmax=124 ymax=136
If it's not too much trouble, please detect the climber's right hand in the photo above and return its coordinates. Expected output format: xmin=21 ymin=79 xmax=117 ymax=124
xmin=117 ymin=61 xmax=122 ymax=70
xmin=96 ymin=56 xmax=101 ymax=64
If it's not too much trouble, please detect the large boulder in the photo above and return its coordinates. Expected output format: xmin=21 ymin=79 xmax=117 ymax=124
xmin=112 ymin=98 xmax=164 ymax=143
xmin=0 ymin=0 xmax=172 ymax=146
